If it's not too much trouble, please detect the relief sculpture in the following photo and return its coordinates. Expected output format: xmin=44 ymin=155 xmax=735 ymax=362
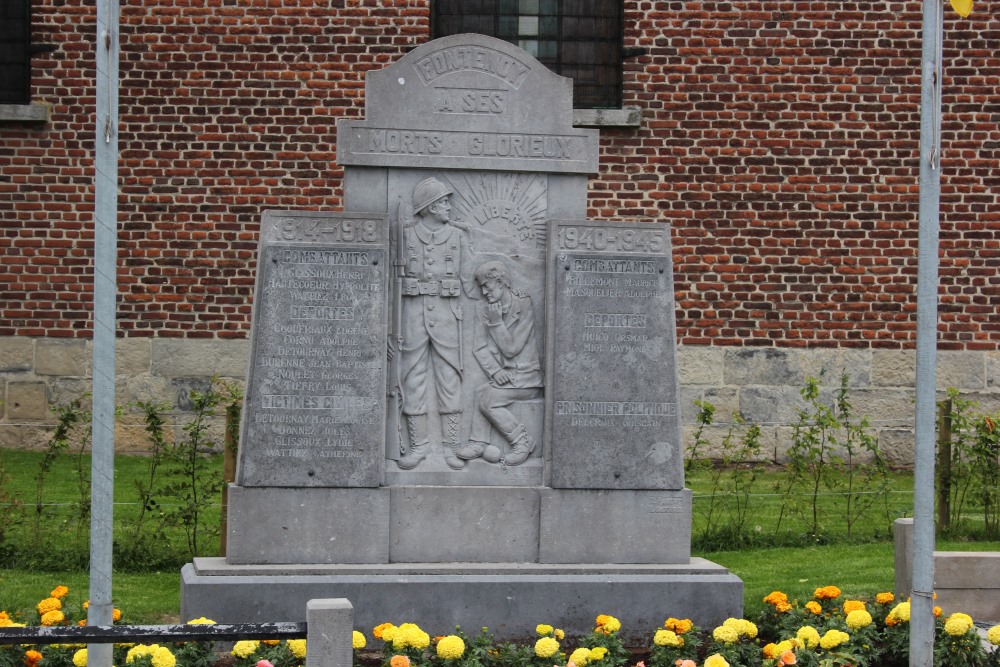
xmin=394 ymin=177 xmax=479 ymax=470
xmin=388 ymin=173 xmax=546 ymax=476
xmin=460 ymin=260 xmax=542 ymax=466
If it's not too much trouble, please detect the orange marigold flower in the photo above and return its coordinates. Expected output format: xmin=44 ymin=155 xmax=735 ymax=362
xmin=763 ymin=591 xmax=789 ymax=607
xmin=843 ymin=600 xmax=866 ymax=614
xmin=876 ymin=593 xmax=895 ymax=605
xmin=50 ymin=586 xmax=70 ymax=599
xmin=41 ymin=611 xmax=65 ymax=626
xmin=814 ymin=586 xmax=841 ymax=600
xmin=25 ymin=650 xmax=43 ymax=666
xmin=779 ymin=650 xmax=797 ymax=666
xmin=389 ymin=655 xmax=410 ymax=667
xmin=886 ymin=616 xmax=899 ymax=627
xmin=37 ymin=598 xmax=62 ymax=615
xmin=113 ymin=609 xmax=122 ymax=622
xmin=776 ymin=602 xmax=793 ymax=613
xmin=596 ymin=615 xmax=612 ymax=626
xmin=373 ymin=623 xmax=394 ymax=640
xmin=933 ymin=607 xmax=943 ymax=618
xmin=762 ymin=643 xmax=779 ymax=659
xmin=664 ymin=618 xmax=693 ymax=634
xmin=805 ymin=601 xmax=822 ymax=615
xmin=262 ymin=640 xmax=280 ymax=646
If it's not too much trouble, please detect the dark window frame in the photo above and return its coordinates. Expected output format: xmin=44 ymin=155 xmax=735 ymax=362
xmin=431 ymin=1 xmax=624 ymax=110
xmin=1 ymin=0 xmax=33 ymax=105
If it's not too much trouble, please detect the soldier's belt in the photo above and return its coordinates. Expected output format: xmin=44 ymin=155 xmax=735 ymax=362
xmin=402 ymin=278 xmax=461 ymax=297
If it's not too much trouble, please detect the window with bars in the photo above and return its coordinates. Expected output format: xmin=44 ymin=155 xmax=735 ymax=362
xmin=431 ymin=0 xmax=623 ymax=109
xmin=1 ymin=0 xmax=32 ymax=105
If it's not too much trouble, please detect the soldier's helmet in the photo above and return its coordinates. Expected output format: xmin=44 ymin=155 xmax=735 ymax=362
xmin=412 ymin=177 xmax=453 ymax=214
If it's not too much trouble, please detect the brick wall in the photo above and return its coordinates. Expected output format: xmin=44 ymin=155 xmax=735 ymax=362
xmin=2 ymin=1 xmax=998 ymax=349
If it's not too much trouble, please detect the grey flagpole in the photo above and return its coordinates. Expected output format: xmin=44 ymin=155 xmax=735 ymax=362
xmin=910 ymin=0 xmax=943 ymax=665
xmin=89 ymin=0 xmax=118 ymax=663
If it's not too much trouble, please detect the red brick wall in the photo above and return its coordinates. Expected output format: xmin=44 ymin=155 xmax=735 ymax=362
xmin=2 ymin=1 xmax=998 ymax=349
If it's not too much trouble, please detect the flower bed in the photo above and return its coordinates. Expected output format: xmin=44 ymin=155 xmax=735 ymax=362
xmin=3 ymin=585 xmax=1000 ymax=667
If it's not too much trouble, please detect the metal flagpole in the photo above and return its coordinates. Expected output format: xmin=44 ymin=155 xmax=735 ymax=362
xmin=910 ymin=0 xmax=944 ymax=664
xmin=89 ymin=0 xmax=119 ymax=662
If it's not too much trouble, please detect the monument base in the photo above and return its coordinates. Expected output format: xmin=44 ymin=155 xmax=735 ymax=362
xmin=180 ymin=558 xmax=743 ymax=643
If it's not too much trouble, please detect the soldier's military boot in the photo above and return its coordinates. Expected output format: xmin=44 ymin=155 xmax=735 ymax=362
xmin=398 ymin=414 xmax=429 ymax=470
xmin=457 ymin=441 xmax=486 ymax=460
xmin=504 ymin=424 xmax=535 ymax=466
xmin=442 ymin=412 xmax=464 ymax=470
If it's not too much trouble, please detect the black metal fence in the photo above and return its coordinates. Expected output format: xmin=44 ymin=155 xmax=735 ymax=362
xmin=0 ymin=623 xmax=307 ymax=646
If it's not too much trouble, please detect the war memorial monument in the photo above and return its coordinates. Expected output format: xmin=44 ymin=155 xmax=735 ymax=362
xmin=180 ymin=34 xmax=743 ymax=640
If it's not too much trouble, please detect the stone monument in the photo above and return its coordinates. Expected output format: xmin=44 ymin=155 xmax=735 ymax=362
xmin=181 ymin=34 xmax=742 ymax=641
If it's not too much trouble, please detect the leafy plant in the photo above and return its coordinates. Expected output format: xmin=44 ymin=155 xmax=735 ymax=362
xmin=33 ymin=397 xmax=89 ymax=548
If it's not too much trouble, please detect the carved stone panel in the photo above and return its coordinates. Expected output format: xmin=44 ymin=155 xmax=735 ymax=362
xmin=547 ymin=220 xmax=684 ymax=490
xmin=237 ymin=211 xmax=389 ymax=488
xmin=337 ymin=34 xmax=599 ymax=175
xmin=383 ymin=170 xmax=548 ymax=487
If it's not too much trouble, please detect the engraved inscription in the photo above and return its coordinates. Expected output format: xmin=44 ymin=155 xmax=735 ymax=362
xmin=239 ymin=215 xmax=387 ymax=488
xmin=414 ymin=46 xmax=531 ymax=88
xmin=557 ymin=225 xmax=665 ymax=253
xmin=550 ymin=220 xmax=683 ymax=489
xmin=435 ymin=87 xmax=508 ymax=115
xmin=351 ymin=128 xmax=580 ymax=163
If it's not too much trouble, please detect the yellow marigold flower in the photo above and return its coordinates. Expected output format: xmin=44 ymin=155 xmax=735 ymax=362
xmin=186 ymin=617 xmax=216 ymax=625
xmin=352 ymin=631 xmax=366 ymax=650
xmin=569 ymin=647 xmax=591 ymax=666
xmin=389 ymin=656 xmax=410 ymax=667
xmin=37 ymin=598 xmax=62 ymax=615
xmin=589 ymin=647 xmax=608 ymax=661
xmin=534 ymin=637 xmax=560 ymax=659
xmin=951 ymin=612 xmax=973 ymax=625
xmin=846 ymin=609 xmax=873 ymax=630
xmin=436 ymin=635 xmax=465 ymax=660
xmin=373 ymin=623 xmax=395 ymax=641
xmin=987 ymin=625 xmax=1000 ymax=646
xmin=775 ymin=640 xmax=798 ymax=654
xmin=796 ymin=626 xmax=820 ymax=649
xmin=703 ymin=654 xmax=730 ymax=667
xmin=814 ymin=586 xmax=841 ymax=600
xmin=554 ymin=628 xmax=565 ymax=640
xmin=819 ymin=630 xmax=849 ymax=650
xmin=889 ymin=601 xmax=911 ymax=622
xmin=72 ymin=649 xmax=87 ymax=667
xmin=151 ymin=645 xmax=175 ymax=667
xmin=41 ymin=610 xmax=65 ymax=626
xmin=843 ymin=600 xmax=866 ymax=614
xmin=762 ymin=643 xmax=778 ymax=659
xmin=776 ymin=602 xmax=792 ymax=613
xmin=804 ymin=601 xmax=822 ymax=615
xmin=876 ymin=593 xmax=895 ymax=604
xmin=664 ymin=618 xmax=693 ymax=634
xmin=596 ymin=615 xmax=621 ymax=634
xmin=231 ymin=641 xmax=260 ymax=659
xmin=51 ymin=586 xmax=70 ymax=599
xmin=286 ymin=639 xmax=307 ymax=659
xmin=944 ymin=616 xmax=972 ymax=636
xmin=653 ymin=629 xmax=682 ymax=647
xmin=536 ymin=624 xmax=554 ymax=636
xmin=712 ymin=625 xmax=739 ymax=644
xmin=741 ymin=620 xmax=758 ymax=639
xmin=25 ymin=650 xmax=43 ymax=665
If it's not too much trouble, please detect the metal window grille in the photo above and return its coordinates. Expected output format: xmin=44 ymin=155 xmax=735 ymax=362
xmin=431 ymin=0 xmax=623 ymax=109
xmin=1 ymin=0 xmax=32 ymax=105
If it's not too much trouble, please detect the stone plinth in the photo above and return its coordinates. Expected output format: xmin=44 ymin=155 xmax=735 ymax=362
xmin=182 ymin=558 xmax=743 ymax=643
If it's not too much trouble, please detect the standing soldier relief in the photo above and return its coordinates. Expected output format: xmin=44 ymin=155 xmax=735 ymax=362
xmin=395 ymin=177 xmax=479 ymax=470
